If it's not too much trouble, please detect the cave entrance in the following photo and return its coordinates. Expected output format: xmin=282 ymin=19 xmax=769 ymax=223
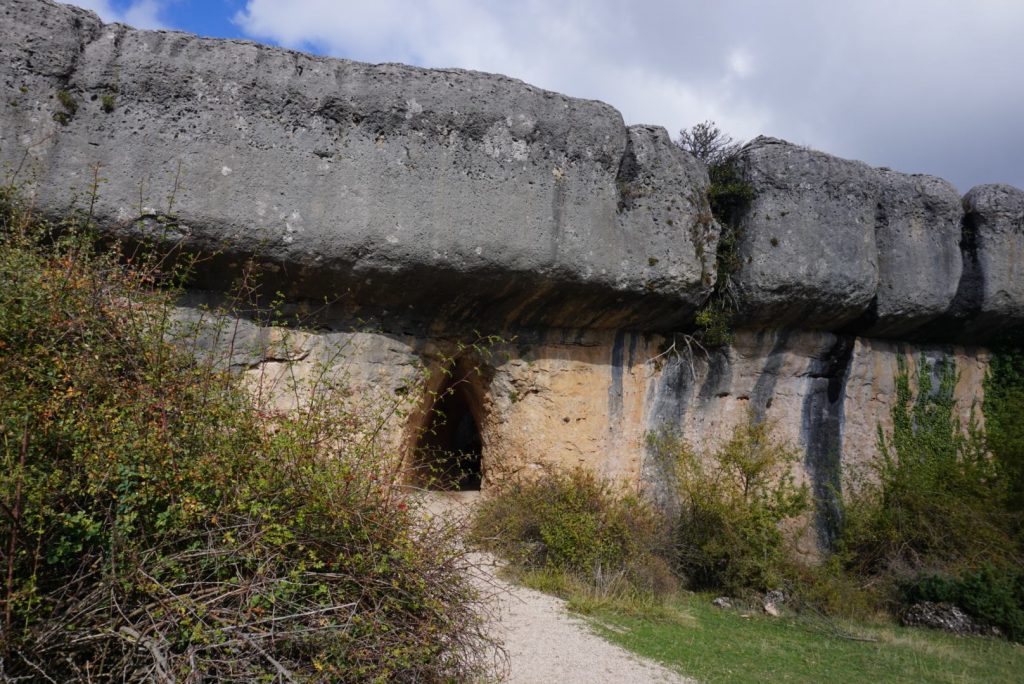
xmin=414 ymin=374 xmax=484 ymax=491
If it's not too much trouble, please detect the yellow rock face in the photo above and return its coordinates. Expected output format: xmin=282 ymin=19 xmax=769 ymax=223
xmin=191 ymin=308 xmax=990 ymax=545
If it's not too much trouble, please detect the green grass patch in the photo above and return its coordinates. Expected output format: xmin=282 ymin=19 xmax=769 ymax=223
xmin=583 ymin=593 xmax=1024 ymax=684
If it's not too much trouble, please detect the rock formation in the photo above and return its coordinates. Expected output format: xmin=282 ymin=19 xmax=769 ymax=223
xmin=3 ymin=0 xmax=1022 ymax=547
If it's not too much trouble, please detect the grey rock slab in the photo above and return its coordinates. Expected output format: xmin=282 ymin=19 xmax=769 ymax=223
xmin=0 ymin=0 xmax=714 ymax=331
xmin=733 ymin=137 xmax=881 ymax=329
xmin=958 ymin=184 xmax=1024 ymax=336
xmin=865 ymin=170 xmax=963 ymax=337
xmin=733 ymin=138 xmax=964 ymax=337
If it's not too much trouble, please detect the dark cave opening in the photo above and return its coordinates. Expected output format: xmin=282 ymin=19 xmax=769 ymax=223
xmin=414 ymin=380 xmax=483 ymax=491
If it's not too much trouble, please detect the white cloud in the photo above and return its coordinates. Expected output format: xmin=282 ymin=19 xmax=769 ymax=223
xmin=66 ymin=0 xmax=168 ymax=29
xmin=121 ymin=0 xmax=166 ymax=29
xmin=727 ymin=48 xmax=754 ymax=80
xmin=69 ymin=0 xmax=1024 ymax=189
xmin=232 ymin=1 xmax=763 ymax=153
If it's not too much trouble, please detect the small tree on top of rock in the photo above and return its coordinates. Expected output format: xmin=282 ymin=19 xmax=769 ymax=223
xmin=676 ymin=120 xmax=753 ymax=226
xmin=676 ymin=120 xmax=741 ymax=169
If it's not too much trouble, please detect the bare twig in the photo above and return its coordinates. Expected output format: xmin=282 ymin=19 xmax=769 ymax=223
xmin=646 ymin=332 xmax=709 ymax=380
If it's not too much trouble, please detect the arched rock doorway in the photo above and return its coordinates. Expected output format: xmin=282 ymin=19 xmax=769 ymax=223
xmin=412 ymin=366 xmax=486 ymax=491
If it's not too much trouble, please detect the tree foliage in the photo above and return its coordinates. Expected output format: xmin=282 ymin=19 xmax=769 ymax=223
xmin=676 ymin=120 xmax=741 ymax=168
xmin=677 ymin=120 xmax=754 ymax=347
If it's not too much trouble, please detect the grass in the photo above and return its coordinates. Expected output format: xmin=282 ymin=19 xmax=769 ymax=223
xmin=578 ymin=592 xmax=1024 ymax=684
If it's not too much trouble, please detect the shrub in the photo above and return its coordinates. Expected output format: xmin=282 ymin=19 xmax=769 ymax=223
xmin=471 ymin=468 xmax=674 ymax=595
xmin=839 ymin=356 xmax=1019 ymax=577
xmin=985 ymin=339 xmax=1024 ymax=515
xmin=0 ymin=196 xmax=497 ymax=681
xmin=53 ymin=89 xmax=78 ymax=125
xmin=654 ymin=420 xmax=810 ymax=594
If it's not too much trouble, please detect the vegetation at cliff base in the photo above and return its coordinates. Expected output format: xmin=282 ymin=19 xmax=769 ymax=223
xmin=660 ymin=421 xmax=810 ymax=594
xmin=835 ymin=355 xmax=1023 ymax=641
xmin=472 ymin=420 xmax=811 ymax=602
xmin=985 ymin=338 xmax=1024 ymax=514
xmin=470 ymin=468 xmax=676 ymax=599
xmin=840 ymin=357 xmax=1017 ymax=575
xmin=0 ymin=188 xmax=498 ymax=681
xmin=471 ymin=409 xmax=1024 ymax=682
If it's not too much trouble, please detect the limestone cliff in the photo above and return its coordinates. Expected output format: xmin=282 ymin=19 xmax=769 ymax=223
xmin=3 ymin=0 xmax=1022 ymax=545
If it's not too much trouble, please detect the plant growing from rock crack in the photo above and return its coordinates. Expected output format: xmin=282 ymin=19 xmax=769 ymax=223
xmin=53 ymin=89 xmax=78 ymax=125
xmin=676 ymin=121 xmax=754 ymax=349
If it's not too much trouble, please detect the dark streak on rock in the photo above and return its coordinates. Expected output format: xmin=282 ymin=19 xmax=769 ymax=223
xmin=800 ymin=335 xmax=855 ymax=548
xmin=641 ymin=350 xmax=698 ymax=512
xmin=608 ymin=330 xmax=626 ymax=427
xmin=750 ymin=330 xmax=792 ymax=422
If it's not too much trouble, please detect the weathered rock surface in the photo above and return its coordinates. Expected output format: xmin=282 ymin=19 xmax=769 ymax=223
xmin=944 ymin=184 xmax=1024 ymax=339
xmin=868 ymin=170 xmax=963 ymax=337
xmin=3 ymin=1 xmax=1024 ymax=340
xmin=733 ymin=137 xmax=881 ymax=329
xmin=733 ymin=138 xmax=965 ymax=336
xmin=0 ymin=0 xmax=713 ymax=331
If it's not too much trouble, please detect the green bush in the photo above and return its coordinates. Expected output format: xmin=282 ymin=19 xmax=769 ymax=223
xmin=904 ymin=565 xmax=1024 ymax=642
xmin=471 ymin=468 xmax=674 ymax=595
xmin=0 ymin=196 xmax=496 ymax=681
xmin=654 ymin=420 xmax=810 ymax=594
xmin=840 ymin=356 xmax=1018 ymax=576
xmin=985 ymin=339 xmax=1024 ymax=514
xmin=53 ymin=89 xmax=78 ymax=125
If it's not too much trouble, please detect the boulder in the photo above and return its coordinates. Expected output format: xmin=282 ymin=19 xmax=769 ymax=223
xmin=732 ymin=137 xmax=880 ymax=329
xmin=901 ymin=602 xmax=987 ymax=636
xmin=0 ymin=0 xmax=714 ymax=332
xmin=733 ymin=138 xmax=964 ymax=337
xmin=866 ymin=170 xmax=963 ymax=337
xmin=953 ymin=184 xmax=1024 ymax=338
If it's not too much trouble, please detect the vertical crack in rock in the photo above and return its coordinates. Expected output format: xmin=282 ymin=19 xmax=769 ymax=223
xmin=946 ymin=211 xmax=983 ymax=324
xmin=800 ymin=335 xmax=855 ymax=548
xmin=918 ymin=204 xmax=984 ymax=340
xmin=614 ymin=134 xmax=640 ymax=213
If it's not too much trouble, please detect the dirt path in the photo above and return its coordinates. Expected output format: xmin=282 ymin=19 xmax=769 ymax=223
xmin=423 ymin=492 xmax=694 ymax=684
xmin=475 ymin=554 xmax=693 ymax=683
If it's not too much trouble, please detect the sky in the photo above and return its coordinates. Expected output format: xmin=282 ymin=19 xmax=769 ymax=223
xmin=67 ymin=0 xmax=1023 ymax=191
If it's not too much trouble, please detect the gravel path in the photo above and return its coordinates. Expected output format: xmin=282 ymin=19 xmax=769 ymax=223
xmin=422 ymin=492 xmax=694 ymax=684
xmin=476 ymin=554 xmax=693 ymax=684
